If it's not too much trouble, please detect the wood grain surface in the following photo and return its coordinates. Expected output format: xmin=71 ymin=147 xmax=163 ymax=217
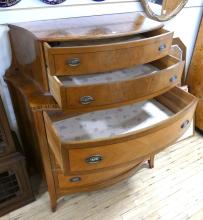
xmin=44 ymin=87 xmax=197 ymax=175
xmin=9 ymin=12 xmax=163 ymax=42
xmin=186 ymin=17 xmax=203 ymax=130
xmin=48 ymin=55 xmax=184 ymax=109
xmin=3 ymin=133 xmax=203 ymax=220
xmin=45 ymin=29 xmax=173 ymax=76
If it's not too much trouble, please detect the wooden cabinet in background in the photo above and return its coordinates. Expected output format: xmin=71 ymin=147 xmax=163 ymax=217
xmin=187 ymin=17 xmax=203 ymax=131
xmin=0 ymin=97 xmax=34 ymax=217
xmin=5 ymin=12 xmax=197 ymax=212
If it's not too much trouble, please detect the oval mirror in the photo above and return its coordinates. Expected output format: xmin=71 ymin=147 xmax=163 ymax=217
xmin=140 ymin=0 xmax=188 ymax=21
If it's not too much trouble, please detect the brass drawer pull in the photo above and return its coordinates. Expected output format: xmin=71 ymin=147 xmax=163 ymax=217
xmin=159 ymin=44 xmax=166 ymax=51
xmin=169 ymin=75 xmax=177 ymax=83
xmin=86 ymin=155 xmax=103 ymax=164
xmin=67 ymin=58 xmax=81 ymax=67
xmin=80 ymin=96 xmax=94 ymax=105
xmin=181 ymin=120 xmax=189 ymax=129
xmin=69 ymin=177 xmax=81 ymax=182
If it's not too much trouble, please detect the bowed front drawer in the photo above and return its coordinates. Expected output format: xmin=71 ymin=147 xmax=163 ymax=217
xmin=48 ymin=55 xmax=184 ymax=109
xmin=44 ymin=29 xmax=173 ymax=76
xmin=44 ymin=87 xmax=197 ymax=175
xmin=54 ymin=161 xmax=141 ymax=191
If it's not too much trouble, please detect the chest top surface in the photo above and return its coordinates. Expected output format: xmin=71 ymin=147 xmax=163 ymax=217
xmin=9 ymin=12 xmax=163 ymax=42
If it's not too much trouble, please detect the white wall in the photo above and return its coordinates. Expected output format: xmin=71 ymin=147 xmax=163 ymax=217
xmin=0 ymin=0 xmax=202 ymax=129
xmin=0 ymin=0 xmax=202 ymax=24
xmin=164 ymin=6 xmax=203 ymax=72
xmin=0 ymin=0 xmax=202 ymax=71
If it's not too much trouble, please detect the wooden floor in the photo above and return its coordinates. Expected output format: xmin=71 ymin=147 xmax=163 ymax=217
xmin=2 ymin=132 xmax=203 ymax=220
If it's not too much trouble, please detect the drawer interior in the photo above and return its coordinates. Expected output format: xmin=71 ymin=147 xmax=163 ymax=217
xmin=53 ymin=99 xmax=173 ymax=142
xmin=45 ymin=87 xmax=196 ymax=143
xmin=56 ymin=64 xmax=159 ymax=86
xmin=54 ymin=55 xmax=180 ymax=87
xmin=47 ymin=29 xmax=169 ymax=48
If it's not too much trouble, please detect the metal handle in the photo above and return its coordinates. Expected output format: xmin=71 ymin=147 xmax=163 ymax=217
xmin=181 ymin=120 xmax=189 ymax=129
xmin=169 ymin=75 xmax=177 ymax=83
xmin=80 ymin=96 xmax=94 ymax=105
xmin=67 ymin=58 xmax=80 ymax=67
xmin=86 ymin=155 xmax=103 ymax=164
xmin=159 ymin=44 xmax=166 ymax=52
xmin=69 ymin=177 xmax=81 ymax=183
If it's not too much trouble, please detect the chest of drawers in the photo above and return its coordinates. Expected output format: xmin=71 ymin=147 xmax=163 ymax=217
xmin=6 ymin=12 xmax=197 ymax=212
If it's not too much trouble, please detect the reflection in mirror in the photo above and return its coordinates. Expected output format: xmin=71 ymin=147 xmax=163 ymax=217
xmin=141 ymin=0 xmax=188 ymax=21
xmin=148 ymin=0 xmax=163 ymax=16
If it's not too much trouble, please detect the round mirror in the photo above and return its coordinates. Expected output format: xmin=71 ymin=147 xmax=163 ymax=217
xmin=140 ymin=0 xmax=188 ymax=21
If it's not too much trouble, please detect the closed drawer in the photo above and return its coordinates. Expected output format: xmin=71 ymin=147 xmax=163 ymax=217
xmin=48 ymin=55 xmax=184 ymax=109
xmin=54 ymin=162 xmax=140 ymax=190
xmin=44 ymin=87 xmax=197 ymax=175
xmin=44 ymin=29 xmax=173 ymax=76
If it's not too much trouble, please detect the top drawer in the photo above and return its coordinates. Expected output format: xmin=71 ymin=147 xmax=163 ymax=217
xmin=44 ymin=29 xmax=173 ymax=76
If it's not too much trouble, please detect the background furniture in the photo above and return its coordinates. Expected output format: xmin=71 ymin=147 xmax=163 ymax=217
xmin=6 ymin=12 xmax=197 ymax=211
xmin=187 ymin=16 xmax=203 ymax=131
xmin=0 ymin=97 xmax=34 ymax=216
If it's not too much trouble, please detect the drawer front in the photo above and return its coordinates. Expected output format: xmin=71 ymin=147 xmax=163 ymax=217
xmin=48 ymin=56 xmax=184 ymax=109
xmin=44 ymin=87 xmax=198 ymax=174
xmin=45 ymin=30 xmax=173 ymax=76
xmin=68 ymin=104 xmax=196 ymax=172
xmin=56 ymin=162 xmax=138 ymax=189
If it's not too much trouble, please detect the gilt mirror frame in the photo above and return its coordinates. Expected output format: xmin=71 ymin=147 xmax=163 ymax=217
xmin=140 ymin=0 xmax=188 ymax=21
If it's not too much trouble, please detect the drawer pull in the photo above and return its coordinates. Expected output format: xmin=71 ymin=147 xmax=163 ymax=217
xmin=67 ymin=58 xmax=81 ymax=67
xmin=181 ymin=120 xmax=189 ymax=129
xmin=159 ymin=44 xmax=166 ymax=52
xmin=169 ymin=75 xmax=177 ymax=83
xmin=80 ymin=96 xmax=94 ymax=105
xmin=69 ymin=177 xmax=81 ymax=182
xmin=86 ymin=155 xmax=103 ymax=164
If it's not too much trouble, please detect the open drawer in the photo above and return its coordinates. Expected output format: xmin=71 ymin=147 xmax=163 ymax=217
xmin=44 ymin=29 xmax=173 ymax=76
xmin=44 ymin=87 xmax=198 ymax=175
xmin=48 ymin=55 xmax=184 ymax=109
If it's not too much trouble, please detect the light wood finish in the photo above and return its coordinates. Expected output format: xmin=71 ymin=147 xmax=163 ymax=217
xmin=5 ymin=72 xmax=153 ymax=212
xmin=186 ymin=18 xmax=203 ymax=131
xmin=44 ymin=87 xmax=197 ymax=175
xmin=171 ymin=38 xmax=187 ymax=83
xmin=49 ymin=150 xmax=153 ymax=197
xmin=6 ymin=13 xmax=196 ymax=211
xmin=8 ymin=12 xmax=166 ymax=90
xmin=44 ymin=29 xmax=173 ymax=76
xmin=55 ymin=161 xmax=140 ymax=190
xmin=9 ymin=28 xmax=48 ymax=90
xmin=5 ymin=76 xmax=47 ymax=172
xmin=140 ymin=0 xmax=188 ymax=21
xmin=48 ymin=55 xmax=184 ymax=109
xmin=32 ymin=111 xmax=58 ymax=212
xmin=4 ymin=133 xmax=203 ymax=220
xmin=9 ymin=13 xmax=164 ymax=42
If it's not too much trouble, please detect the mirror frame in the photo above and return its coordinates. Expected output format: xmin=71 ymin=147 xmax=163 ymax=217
xmin=140 ymin=0 xmax=188 ymax=21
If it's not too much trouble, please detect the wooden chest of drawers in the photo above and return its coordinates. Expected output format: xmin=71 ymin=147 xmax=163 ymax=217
xmin=6 ymin=12 xmax=197 ymax=211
